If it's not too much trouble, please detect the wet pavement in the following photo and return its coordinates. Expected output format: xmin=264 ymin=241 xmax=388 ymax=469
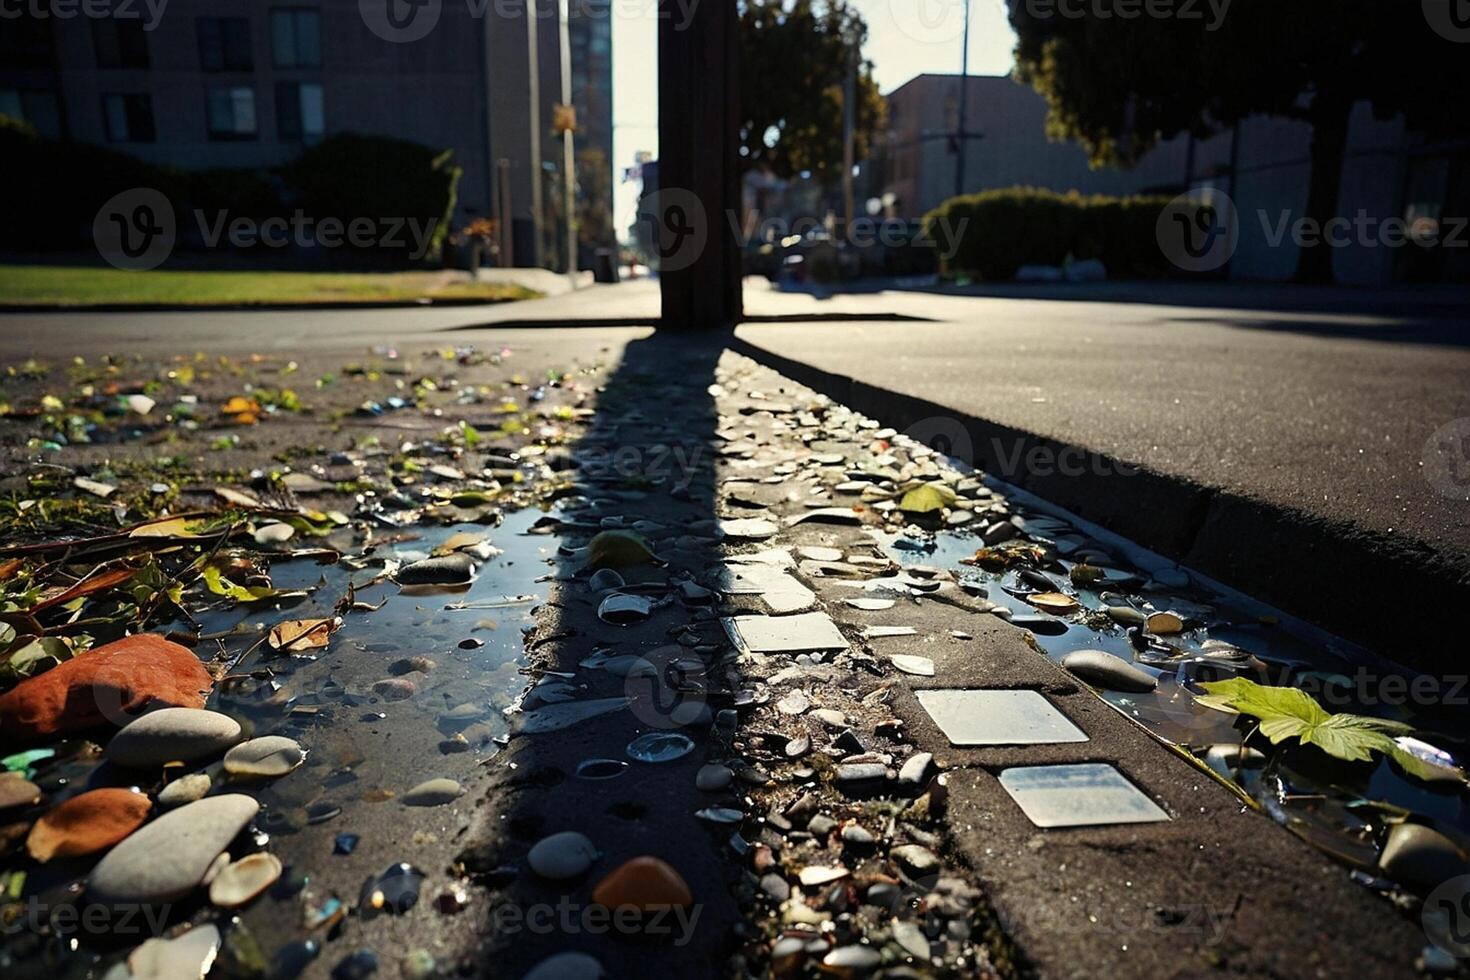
xmin=0 ymin=330 xmax=1465 ymax=978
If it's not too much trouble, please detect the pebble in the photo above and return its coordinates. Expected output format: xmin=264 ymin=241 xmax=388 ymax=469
xmin=0 ymin=774 xmax=41 ymax=811
xmin=127 ymin=923 xmax=221 ymax=980
xmin=808 ymin=815 xmax=837 ymax=837
xmin=224 ymin=736 xmax=306 ymax=777
xmin=777 ymin=690 xmax=811 ymax=715
xmin=836 ymin=763 xmax=890 ymax=783
xmin=1378 ymin=823 xmax=1470 ymax=895
xmin=372 ymin=678 xmax=417 ymax=701
xmin=89 ymin=794 xmax=259 ymax=903
xmin=27 ymin=788 xmax=152 ymax=862
xmin=157 ymin=773 xmax=212 ymax=807
xmin=396 ymin=553 xmax=474 ymax=585
xmin=823 ymin=945 xmax=881 ymax=972
xmin=898 ymin=752 xmax=934 ymax=788
xmin=592 ymin=856 xmax=693 ymax=910
xmin=696 ymin=764 xmax=733 ymax=791
xmin=891 ymin=844 xmax=939 ymax=878
xmin=402 ymin=778 xmax=465 ymax=806
xmin=811 ymin=708 xmax=848 ymax=729
xmin=1061 ymin=649 xmax=1158 ymax=693
xmin=798 ymin=865 xmax=850 ymax=887
xmin=523 ymin=952 xmax=604 ymax=980
xmin=841 ymin=824 xmax=876 ymax=847
xmin=528 ymin=831 xmax=600 ymax=879
xmin=1105 ymin=605 xmax=1147 ymax=627
xmin=893 ymin=920 xmax=931 ymax=959
xmin=209 ymin=851 xmax=283 ymax=907
xmin=1145 ymin=611 xmax=1185 ymax=635
xmin=760 ymin=872 xmax=791 ymax=901
xmin=105 ymin=708 xmax=242 ymax=768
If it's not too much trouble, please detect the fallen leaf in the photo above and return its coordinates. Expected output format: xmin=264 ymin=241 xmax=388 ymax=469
xmin=268 ymin=618 xmax=336 ymax=652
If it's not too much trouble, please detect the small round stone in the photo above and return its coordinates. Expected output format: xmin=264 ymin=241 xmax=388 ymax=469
xmin=527 ymin=831 xmax=599 ymax=879
xmin=224 ymin=736 xmax=306 ymax=778
xmin=105 ymin=708 xmax=242 ymax=768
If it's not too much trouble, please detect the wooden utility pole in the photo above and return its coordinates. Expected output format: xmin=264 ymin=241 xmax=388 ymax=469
xmin=658 ymin=0 xmax=741 ymax=331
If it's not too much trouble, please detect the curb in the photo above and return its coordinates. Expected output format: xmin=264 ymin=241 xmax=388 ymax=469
xmin=731 ymin=334 xmax=1469 ymax=675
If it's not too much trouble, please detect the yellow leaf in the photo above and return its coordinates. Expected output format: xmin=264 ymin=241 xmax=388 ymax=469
xmin=268 ymin=617 xmax=336 ymax=652
xmin=129 ymin=517 xmax=205 ymax=539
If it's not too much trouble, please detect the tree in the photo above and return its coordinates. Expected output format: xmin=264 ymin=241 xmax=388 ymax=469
xmin=738 ymin=0 xmax=886 ymax=181
xmin=1010 ymin=1 xmax=1469 ymax=282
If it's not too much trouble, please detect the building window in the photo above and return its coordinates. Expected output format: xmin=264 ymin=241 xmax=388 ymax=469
xmin=207 ymin=86 xmax=257 ymax=140
xmin=93 ymin=19 xmax=149 ymax=69
xmin=1 ymin=89 xmax=62 ymax=139
xmin=276 ymin=81 xmax=324 ymax=142
xmin=198 ymin=17 xmax=253 ymax=71
xmin=271 ymin=8 xmax=321 ymax=69
xmin=103 ymin=93 xmax=156 ymax=143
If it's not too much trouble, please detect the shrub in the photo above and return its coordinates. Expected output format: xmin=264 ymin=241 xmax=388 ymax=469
xmin=924 ymin=186 xmax=1178 ymax=281
xmin=1 ymin=114 xmax=178 ymax=251
xmin=282 ymin=133 xmax=461 ymax=263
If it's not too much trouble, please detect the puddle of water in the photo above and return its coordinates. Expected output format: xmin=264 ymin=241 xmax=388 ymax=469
xmin=2 ymin=508 xmax=562 ymax=976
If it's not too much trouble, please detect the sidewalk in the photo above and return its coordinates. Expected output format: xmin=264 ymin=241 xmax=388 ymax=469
xmin=0 ymin=327 xmax=1453 ymax=978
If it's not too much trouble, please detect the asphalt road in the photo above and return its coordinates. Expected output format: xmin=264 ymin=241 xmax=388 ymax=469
xmin=2 ymin=276 xmax=1466 ymax=563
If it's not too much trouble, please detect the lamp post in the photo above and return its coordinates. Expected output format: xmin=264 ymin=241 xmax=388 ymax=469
xmin=558 ymin=0 xmax=577 ymax=282
xmin=527 ymin=3 xmax=544 ymax=268
xmin=954 ymin=0 xmax=972 ymax=199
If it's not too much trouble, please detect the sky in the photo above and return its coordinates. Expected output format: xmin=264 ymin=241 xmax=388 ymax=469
xmin=610 ymin=0 xmax=1020 ymax=238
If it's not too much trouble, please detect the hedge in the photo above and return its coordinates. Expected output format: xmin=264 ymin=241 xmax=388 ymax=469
xmin=0 ymin=116 xmax=459 ymax=263
xmin=923 ymin=186 xmax=1179 ymax=281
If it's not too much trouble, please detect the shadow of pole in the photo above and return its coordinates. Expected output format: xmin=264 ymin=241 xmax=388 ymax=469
xmin=457 ymin=329 xmax=745 ymax=976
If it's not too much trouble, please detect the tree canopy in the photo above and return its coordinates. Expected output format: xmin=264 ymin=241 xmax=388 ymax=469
xmin=1010 ymin=0 xmax=1469 ymax=280
xmin=738 ymin=0 xmax=886 ymax=180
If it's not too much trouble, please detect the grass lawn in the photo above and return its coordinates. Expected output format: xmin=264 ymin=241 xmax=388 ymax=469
xmin=0 ymin=266 xmax=540 ymax=307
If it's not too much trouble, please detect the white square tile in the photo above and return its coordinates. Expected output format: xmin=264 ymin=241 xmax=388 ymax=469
xmin=723 ymin=611 xmax=848 ymax=654
xmin=916 ymin=689 xmax=1088 ymax=746
xmin=999 ymin=763 xmax=1170 ymax=828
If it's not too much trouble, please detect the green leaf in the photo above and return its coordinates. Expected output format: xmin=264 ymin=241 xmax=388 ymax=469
xmin=898 ymin=482 xmax=957 ymax=514
xmin=1196 ymin=677 xmax=1428 ymax=775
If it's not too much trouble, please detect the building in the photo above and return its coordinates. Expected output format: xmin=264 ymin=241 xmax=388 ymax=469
xmin=873 ymin=74 xmax=1190 ymax=221
xmin=0 ymin=0 xmax=611 ymax=269
xmin=874 ymin=73 xmax=1469 ymax=285
xmin=567 ymin=2 xmax=615 ymax=266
